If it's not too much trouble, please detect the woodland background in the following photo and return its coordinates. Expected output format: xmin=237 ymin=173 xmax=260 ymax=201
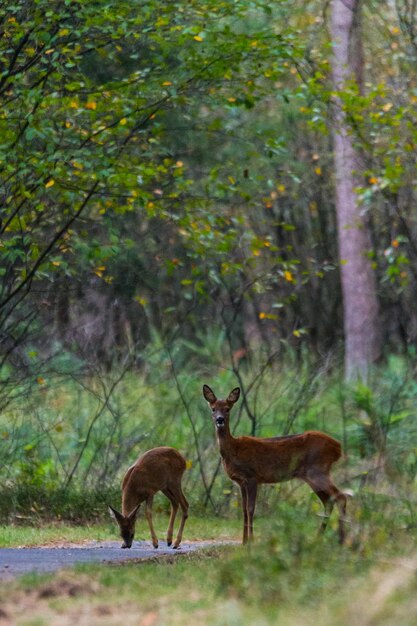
xmin=1 ymin=0 xmax=417 ymax=526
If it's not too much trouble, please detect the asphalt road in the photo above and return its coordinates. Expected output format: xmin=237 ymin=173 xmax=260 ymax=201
xmin=0 ymin=540 xmax=222 ymax=580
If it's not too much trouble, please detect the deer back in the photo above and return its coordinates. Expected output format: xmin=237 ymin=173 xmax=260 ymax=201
xmin=121 ymin=447 xmax=186 ymax=515
xmin=222 ymin=431 xmax=342 ymax=485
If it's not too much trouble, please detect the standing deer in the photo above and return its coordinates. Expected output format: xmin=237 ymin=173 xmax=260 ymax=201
xmin=203 ymin=385 xmax=347 ymax=544
xmin=108 ymin=446 xmax=189 ymax=549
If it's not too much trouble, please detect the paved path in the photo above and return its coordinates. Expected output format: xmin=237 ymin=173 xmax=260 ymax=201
xmin=0 ymin=540 xmax=225 ymax=580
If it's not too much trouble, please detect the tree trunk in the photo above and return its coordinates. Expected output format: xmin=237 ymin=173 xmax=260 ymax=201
xmin=330 ymin=0 xmax=381 ymax=380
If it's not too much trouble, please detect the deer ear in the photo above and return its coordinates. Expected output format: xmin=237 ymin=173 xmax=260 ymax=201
xmin=108 ymin=504 xmax=124 ymax=523
xmin=127 ymin=504 xmax=140 ymax=521
xmin=227 ymin=387 xmax=240 ymax=404
xmin=203 ymin=384 xmax=217 ymax=404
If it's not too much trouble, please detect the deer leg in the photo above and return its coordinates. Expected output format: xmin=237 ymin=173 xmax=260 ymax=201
xmin=145 ymin=495 xmax=159 ymax=548
xmin=304 ymin=476 xmax=334 ymax=533
xmin=304 ymin=473 xmax=347 ymax=544
xmin=240 ymin=483 xmax=249 ymax=544
xmin=334 ymin=487 xmax=347 ymax=545
xmin=172 ymin=488 xmax=189 ymax=549
xmin=162 ymin=488 xmax=178 ymax=547
xmin=246 ymin=480 xmax=258 ymax=542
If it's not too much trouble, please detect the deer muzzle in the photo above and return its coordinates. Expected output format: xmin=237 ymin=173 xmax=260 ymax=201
xmin=215 ymin=415 xmax=225 ymax=427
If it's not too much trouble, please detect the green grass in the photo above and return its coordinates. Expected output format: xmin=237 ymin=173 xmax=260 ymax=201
xmin=0 ymin=514 xmax=242 ymax=547
xmin=1 ymin=514 xmax=417 ymax=626
xmin=0 ymin=523 xmax=112 ymax=547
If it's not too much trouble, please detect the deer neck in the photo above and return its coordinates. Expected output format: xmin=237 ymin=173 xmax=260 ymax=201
xmin=216 ymin=425 xmax=235 ymax=460
xmin=122 ymin=490 xmax=146 ymax=517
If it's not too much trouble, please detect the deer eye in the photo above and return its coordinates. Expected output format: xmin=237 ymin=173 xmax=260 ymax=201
xmin=212 ymin=408 xmax=215 ymax=413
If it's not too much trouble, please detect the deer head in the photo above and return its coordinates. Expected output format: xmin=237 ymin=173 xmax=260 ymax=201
xmin=203 ymin=385 xmax=240 ymax=430
xmin=108 ymin=503 xmax=140 ymax=548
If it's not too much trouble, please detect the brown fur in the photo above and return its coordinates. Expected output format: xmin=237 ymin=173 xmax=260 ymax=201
xmin=109 ymin=446 xmax=189 ymax=549
xmin=203 ymin=385 xmax=347 ymax=544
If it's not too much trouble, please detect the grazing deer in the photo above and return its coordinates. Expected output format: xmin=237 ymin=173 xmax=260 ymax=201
xmin=203 ymin=385 xmax=347 ymax=544
xmin=108 ymin=446 xmax=189 ymax=549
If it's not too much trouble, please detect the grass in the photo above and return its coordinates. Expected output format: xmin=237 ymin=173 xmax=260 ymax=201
xmin=0 ymin=514 xmax=242 ymax=547
xmin=1 ymin=512 xmax=417 ymax=626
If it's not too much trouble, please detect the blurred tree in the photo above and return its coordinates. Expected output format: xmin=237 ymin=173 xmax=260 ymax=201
xmin=330 ymin=0 xmax=381 ymax=379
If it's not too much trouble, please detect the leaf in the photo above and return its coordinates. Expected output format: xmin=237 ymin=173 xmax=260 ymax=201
xmin=45 ymin=179 xmax=55 ymax=188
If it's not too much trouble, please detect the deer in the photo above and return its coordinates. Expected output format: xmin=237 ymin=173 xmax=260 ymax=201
xmin=108 ymin=446 xmax=189 ymax=549
xmin=203 ymin=385 xmax=347 ymax=544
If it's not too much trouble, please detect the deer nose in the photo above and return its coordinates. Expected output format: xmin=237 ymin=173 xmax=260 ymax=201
xmin=215 ymin=416 xmax=225 ymax=427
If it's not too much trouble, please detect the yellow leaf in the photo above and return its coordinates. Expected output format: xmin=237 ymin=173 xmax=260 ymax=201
xmin=45 ymin=179 xmax=55 ymax=188
xmin=253 ymin=249 xmax=261 ymax=257
xmin=293 ymin=330 xmax=301 ymax=337
xmin=59 ymin=28 xmax=69 ymax=36
xmin=162 ymin=81 xmax=172 ymax=86
xmin=186 ymin=460 xmax=193 ymax=470
xmin=193 ymin=35 xmax=203 ymax=42
xmin=85 ymin=101 xmax=97 ymax=110
xmin=284 ymin=270 xmax=293 ymax=282
xmin=37 ymin=377 xmax=46 ymax=385
xmin=368 ymin=176 xmax=378 ymax=184
xmin=45 ymin=48 xmax=54 ymax=55
xmin=277 ymin=184 xmax=286 ymax=193
xmin=392 ymin=239 xmax=399 ymax=248
xmin=119 ymin=118 xmax=127 ymax=125
xmin=227 ymin=97 xmax=236 ymax=103
xmin=382 ymin=103 xmax=393 ymax=112
xmin=51 ymin=261 xmax=61 ymax=267
xmin=175 ymin=161 xmax=184 ymax=167
xmin=69 ymin=100 xmax=78 ymax=108
xmin=259 ymin=312 xmax=266 ymax=319
xmin=228 ymin=175 xmax=236 ymax=185
xmin=314 ymin=166 xmax=322 ymax=176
